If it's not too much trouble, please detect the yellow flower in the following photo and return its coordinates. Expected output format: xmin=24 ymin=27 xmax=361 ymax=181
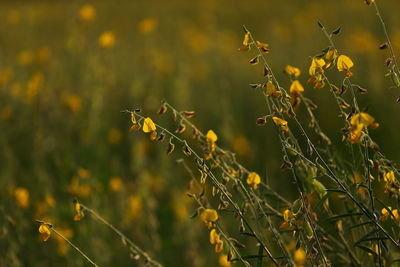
xmin=77 ymin=168 xmax=90 ymax=179
xmin=142 ymin=117 xmax=156 ymax=133
xmin=393 ymin=209 xmax=400 ymax=221
xmin=99 ymin=31 xmax=116 ymax=48
xmin=284 ymin=65 xmax=301 ymax=77
xmin=108 ymin=128 xmax=122 ymax=144
xmin=39 ymin=224 xmax=51 ymax=242
xmin=349 ymin=113 xmax=378 ymax=143
xmin=218 ymin=254 xmax=231 ymax=267
xmin=380 ymin=206 xmax=391 ymax=221
xmin=210 ymin=229 xmax=221 ymax=245
xmin=246 ymin=172 xmax=261 ymax=189
xmin=200 ymin=209 xmax=219 ymax=227
xmin=109 ymin=176 xmax=123 ymax=192
xmin=73 ymin=200 xmax=84 ymax=221
xmin=138 ymin=18 xmax=158 ymax=34
xmin=337 ymin=55 xmax=354 ymax=77
xmin=243 ymin=32 xmax=250 ymax=46
xmin=215 ymin=240 xmax=224 ymax=253
xmin=283 ymin=209 xmax=292 ymax=222
xmin=127 ymin=195 xmax=142 ymax=221
xmin=206 ymin=130 xmax=218 ymax=151
xmin=79 ymin=4 xmax=96 ymax=21
xmin=14 ymin=187 xmax=29 ymax=209
xmin=265 ymin=81 xmax=282 ymax=97
xmin=294 ymin=248 xmax=306 ymax=266
xmin=350 ymin=113 xmax=377 ymax=127
xmin=289 ymin=80 xmax=304 ymax=94
xmin=272 ymin=117 xmax=287 ymax=126
xmin=308 ymin=57 xmax=325 ymax=76
xmin=384 ymin=171 xmax=396 ymax=183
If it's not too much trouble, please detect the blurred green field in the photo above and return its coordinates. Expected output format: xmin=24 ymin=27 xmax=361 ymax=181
xmin=1 ymin=0 xmax=400 ymax=266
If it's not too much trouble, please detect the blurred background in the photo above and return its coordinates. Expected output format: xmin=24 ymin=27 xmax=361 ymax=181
xmin=0 ymin=0 xmax=399 ymax=266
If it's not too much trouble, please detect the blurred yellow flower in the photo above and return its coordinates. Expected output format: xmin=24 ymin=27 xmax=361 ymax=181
xmin=26 ymin=72 xmax=44 ymax=103
xmin=349 ymin=113 xmax=378 ymax=144
xmin=231 ymin=135 xmax=251 ymax=157
xmin=384 ymin=171 xmax=396 ymax=183
xmin=73 ymin=200 xmax=84 ymax=221
xmin=18 ymin=50 xmax=34 ymax=65
xmin=337 ymin=55 xmax=354 ymax=77
xmin=108 ymin=128 xmax=122 ymax=144
xmin=62 ymin=93 xmax=82 ymax=113
xmin=206 ymin=130 xmax=218 ymax=152
xmin=200 ymin=209 xmax=218 ymax=227
xmin=138 ymin=18 xmax=158 ymax=34
xmin=109 ymin=176 xmax=123 ymax=192
xmin=218 ymin=254 xmax=231 ymax=267
xmin=55 ymin=227 xmax=73 ymax=255
xmin=283 ymin=209 xmax=292 ymax=222
xmin=294 ymin=248 xmax=306 ymax=266
xmin=78 ymin=168 xmax=91 ymax=179
xmin=246 ymin=172 xmax=261 ymax=189
xmin=99 ymin=31 xmax=116 ymax=48
xmin=14 ymin=187 xmax=30 ymax=209
xmin=127 ymin=195 xmax=142 ymax=221
xmin=142 ymin=117 xmax=156 ymax=133
xmin=289 ymin=80 xmax=304 ymax=94
xmin=80 ymin=4 xmax=96 ymax=21
xmin=284 ymin=65 xmax=301 ymax=77
xmin=0 ymin=68 xmax=13 ymax=86
xmin=37 ymin=46 xmax=51 ymax=63
xmin=38 ymin=224 xmax=51 ymax=242
xmin=272 ymin=117 xmax=287 ymax=126
xmin=0 ymin=105 xmax=13 ymax=121
xmin=210 ymin=228 xmax=221 ymax=245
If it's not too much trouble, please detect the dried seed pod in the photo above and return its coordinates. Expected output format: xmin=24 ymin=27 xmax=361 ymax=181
xmin=166 ymin=138 xmax=175 ymax=155
xmin=183 ymin=144 xmax=192 ymax=156
xmin=249 ymin=56 xmax=259 ymax=65
xmin=157 ymin=132 xmax=165 ymax=142
xmin=183 ymin=111 xmax=195 ymax=118
xmin=158 ymin=103 xmax=167 ymax=114
xmin=175 ymin=123 xmax=186 ymax=134
xmin=130 ymin=123 xmax=141 ymax=132
xmin=379 ymin=43 xmax=389 ymax=50
xmin=256 ymin=116 xmax=267 ymax=125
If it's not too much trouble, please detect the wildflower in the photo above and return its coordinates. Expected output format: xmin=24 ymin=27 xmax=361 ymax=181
xmin=39 ymin=224 xmax=51 ymax=241
xmin=18 ymin=50 xmax=34 ymax=65
xmin=214 ymin=240 xmax=224 ymax=253
xmin=348 ymin=112 xmax=378 ymax=143
xmin=200 ymin=209 xmax=219 ymax=227
xmin=109 ymin=176 xmax=123 ymax=192
xmin=256 ymin=40 xmax=269 ymax=53
xmin=368 ymin=244 xmax=381 ymax=256
xmin=142 ymin=117 xmax=156 ymax=133
xmin=239 ymin=32 xmax=251 ymax=51
xmin=14 ymin=187 xmax=29 ymax=209
xmin=265 ymin=81 xmax=282 ymax=97
xmin=308 ymin=57 xmax=326 ymax=88
xmin=289 ymin=80 xmax=304 ymax=95
xmin=246 ymin=172 xmax=261 ymax=189
xmin=294 ymin=248 xmax=306 ymax=267
xmin=284 ymin=65 xmax=301 ymax=77
xmin=73 ymin=200 xmax=84 ymax=221
xmin=384 ymin=171 xmax=396 ymax=183
xmin=138 ymin=18 xmax=158 ymax=34
xmin=99 ymin=31 xmax=116 ymax=48
xmin=210 ymin=229 xmax=221 ymax=245
xmin=309 ymin=57 xmax=325 ymax=76
xmin=78 ymin=168 xmax=90 ymax=179
xmin=218 ymin=254 xmax=231 ymax=267
xmin=79 ymin=4 xmax=96 ymax=21
xmin=108 ymin=128 xmax=122 ymax=144
xmin=380 ymin=206 xmax=392 ymax=221
xmin=127 ymin=195 xmax=142 ymax=221
xmin=272 ymin=116 xmax=289 ymax=132
xmin=324 ymin=49 xmax=338 ymax=69
xmin=206 ymin=130 xmax=218 ymax=152
xmin=283 ymin=209 xmax=292 ymax=222
xmin=337 ymin=55 xmax=354 ymax=77
xmin=62 ymin=93 xmax=82 ymax=113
